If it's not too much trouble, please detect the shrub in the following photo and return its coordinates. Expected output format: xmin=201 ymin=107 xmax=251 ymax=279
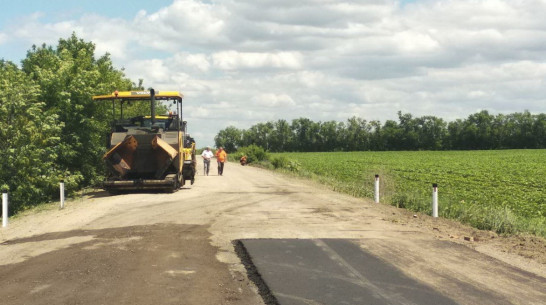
xmin=271 ymin=156 xmax=289 ymax=169
xmin=270 ymin=156 xmax=301 ymax=172
xmin=234 ymin=145 xmax=269 ymax=164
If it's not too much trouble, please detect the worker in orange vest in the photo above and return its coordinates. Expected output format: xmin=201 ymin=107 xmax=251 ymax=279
xmin=215 ymin=147 xmax=227 ymax=176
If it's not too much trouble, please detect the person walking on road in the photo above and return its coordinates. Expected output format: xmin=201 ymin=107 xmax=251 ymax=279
xmin=216 ymin=147 xmax=227 ymax=176
xmin=201 ymin=146 xmax=213 ymax=176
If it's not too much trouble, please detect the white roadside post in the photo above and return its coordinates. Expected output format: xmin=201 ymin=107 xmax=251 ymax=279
xmin=374 ymin=174 xmax=380 ymax=203
xmin=2 ymin=192 xmax=8 ymax=227
xmin=432 ymin=183 xmax=438 ymax=218
xmin=60 ymin=180 xmax=65 ymax=209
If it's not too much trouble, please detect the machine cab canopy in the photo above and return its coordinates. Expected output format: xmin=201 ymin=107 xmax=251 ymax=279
xmin=92 ymin=90 xmax=183 ymax=101
xmin=92 ymin=90 xmax=184 ymax=132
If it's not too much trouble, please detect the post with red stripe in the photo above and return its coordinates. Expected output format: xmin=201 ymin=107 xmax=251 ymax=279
xmin=374 ymin=174 xmax=380 ymax=203
xmin=432 ymin=183 xmax=438 ymax=218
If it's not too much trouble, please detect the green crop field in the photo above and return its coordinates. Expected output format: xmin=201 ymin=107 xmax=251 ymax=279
xmin=270 ymin=150 xmax=546 ymax=237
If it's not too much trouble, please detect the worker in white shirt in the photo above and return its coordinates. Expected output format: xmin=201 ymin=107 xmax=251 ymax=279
xmin=201 ymin=146 xmax=214 ymax=176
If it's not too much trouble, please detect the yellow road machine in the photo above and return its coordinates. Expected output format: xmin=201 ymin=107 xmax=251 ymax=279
xmin=93 ymin=89 xmax=196 ymax=193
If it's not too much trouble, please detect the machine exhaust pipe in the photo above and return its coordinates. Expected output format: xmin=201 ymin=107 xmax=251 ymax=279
xmin=150 ymin=88 xmax=156 ymax=125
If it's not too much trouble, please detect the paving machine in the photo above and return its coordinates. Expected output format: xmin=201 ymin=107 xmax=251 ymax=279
xmin=92 ymin=89 xmax=195 ymax=193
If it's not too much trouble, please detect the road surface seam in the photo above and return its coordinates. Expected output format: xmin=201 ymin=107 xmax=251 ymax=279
xmin=313 ymin=239 xmax=420 ymax=305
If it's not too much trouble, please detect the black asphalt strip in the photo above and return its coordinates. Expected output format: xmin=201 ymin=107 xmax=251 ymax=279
xmin=235 ymin=239 xmax=460 ymax=305
xmin=234 ymin=240 xmax=279 ymax=305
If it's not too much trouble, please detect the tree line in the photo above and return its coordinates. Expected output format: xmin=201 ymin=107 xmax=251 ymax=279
xmin=215 ymin=110 xmax=546 ymax=152
xmin=1 ymin=33 xmax=140 ymax=213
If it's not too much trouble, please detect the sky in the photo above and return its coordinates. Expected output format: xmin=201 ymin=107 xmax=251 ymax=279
xmin=1 ymin=0 xmax=545 ymax=147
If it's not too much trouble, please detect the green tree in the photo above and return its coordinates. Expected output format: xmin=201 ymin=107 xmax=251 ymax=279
xmin=270 ymin=119 xmax=293 ymax=152
xmin=344 ymin=116 xmax=370 ymax=151
xmin=291 ymin=118 xmax=320 ymax=151
xmin=214 ymin=111 xmax=546 ymax=153
xmin=244 ymin=122 xmax=274 ymax=151
xmin=215 ymin=126 xmax=243 ymax=152
xmin=0 ymin=60 xmax=63 ymax=212
xmin=397 ymin=111 xmax=419 ymax=150
xmin=382 ymin=119 xmax=402 ymax=150
xmin=462 ymin=110 xmax=495 ymax=149
xmin=22 ymin=33 xmax=134 ymax=187
xmin=415 ymin=115 xmax=447 ymax=150
xmin=506 ymin=111 xmax=536 ymax=148
xmin=532 ymin=113 xmax=546 ymax=148
xmin=368 ymin=120 xmax=384 ymax=150
xmin=446 ymin=119 xmax=464 ymax=149
xmin=319 ymin=120 xmax=342 ymax=151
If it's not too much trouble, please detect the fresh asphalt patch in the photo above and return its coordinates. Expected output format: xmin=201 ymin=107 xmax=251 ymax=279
xmin=236 ymin=238 xmax=460 ymax=305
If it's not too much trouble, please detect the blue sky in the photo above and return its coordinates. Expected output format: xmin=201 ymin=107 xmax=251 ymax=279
xmin=1 ymin=0 xmax=546 ymax=147
xmin=0 ymin=0 xmax=172 ymax=62
xmin=0 ymin=0 xmax=173 ymax=25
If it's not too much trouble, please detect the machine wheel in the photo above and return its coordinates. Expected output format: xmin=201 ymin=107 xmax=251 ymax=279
xmin=178 ymin=173 xmax=185 ymax=188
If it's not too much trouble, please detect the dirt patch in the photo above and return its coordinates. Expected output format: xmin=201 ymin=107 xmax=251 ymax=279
xmin=380 ymin=204 xmax=546 ymax=265
xmin=0 ymin=224 xmax=258 ymax=305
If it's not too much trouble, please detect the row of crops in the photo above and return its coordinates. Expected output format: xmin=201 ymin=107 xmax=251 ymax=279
xmin=271 ymin=150 xmax=545 ymax=237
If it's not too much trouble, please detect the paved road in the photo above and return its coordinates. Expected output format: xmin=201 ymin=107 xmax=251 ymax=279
xmin=241 ymin=238 xmax=522 ymax=305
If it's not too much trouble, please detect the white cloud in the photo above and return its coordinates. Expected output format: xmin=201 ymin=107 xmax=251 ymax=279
xmin=6 ymin=13 xmax=75 ymax=47
xmin=252 ymin=93 xmax=295 ymax=107
xmin=143 ymin=59 xmax=170 ymax=81
xmin=173 ymin=53 xmax=211 ymax=72
xmin=394 ymin=31 xmax=440 ymax=52
xmin=212 ymin=51 xmax=302 ymax=70
xmin=133 ymin=0 xmax=228 ymax=48
xmin=189 ymin=106 xmax=211 ymax=119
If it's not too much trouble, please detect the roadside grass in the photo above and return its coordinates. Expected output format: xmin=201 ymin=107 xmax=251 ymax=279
xmin=267 ymin=150 xmax=546 ymax=238
xmin=6 ymin=187 xmax=100 ymax=221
